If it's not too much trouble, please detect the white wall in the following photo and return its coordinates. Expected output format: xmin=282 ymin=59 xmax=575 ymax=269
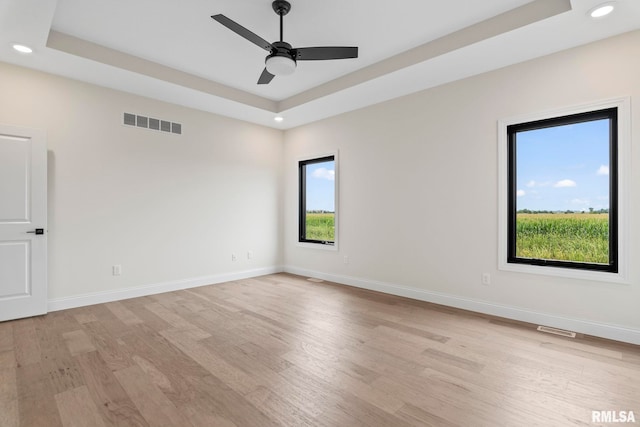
xmin=283 ymin=31 xmax=640 ymax=343
xmin=0 ymin=62 xmax=283 ymax=302
xmin=1 ymin=30 xmax=638 ymax=343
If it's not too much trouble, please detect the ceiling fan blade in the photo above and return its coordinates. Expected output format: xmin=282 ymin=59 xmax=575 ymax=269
xmin=294 ymin=46 xmax=358 ymax=61
xmin=257 ymin=68 xmax=275 ymax=85
xmin=211 ymin=14 xmax=273 ymax=52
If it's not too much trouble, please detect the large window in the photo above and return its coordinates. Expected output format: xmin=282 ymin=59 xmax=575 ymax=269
xmin=507 ymin=108 xmax=618 ymax=273
xmin=299 ymin=155 xmax=336 ymax=246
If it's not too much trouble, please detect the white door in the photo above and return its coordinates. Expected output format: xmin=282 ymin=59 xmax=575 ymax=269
xmin=0 ymin=124 xmax=47 ymax=322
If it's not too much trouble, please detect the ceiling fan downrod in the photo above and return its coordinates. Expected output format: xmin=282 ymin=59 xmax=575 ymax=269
xmin=272 ymin=0 xmax=291 ymax=42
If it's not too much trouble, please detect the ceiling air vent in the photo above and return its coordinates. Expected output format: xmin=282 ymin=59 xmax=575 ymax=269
xmin=123 ymin=112 xmax=182 ymax=135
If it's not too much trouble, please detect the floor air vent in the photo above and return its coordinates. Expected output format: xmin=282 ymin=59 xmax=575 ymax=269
xmin=123 ymin=112 xmax=182 ymax=135
xmin=307 ymin=278 xmax=324 ymax=283
xmin=537 ymin=325 xmax=576 ymax=338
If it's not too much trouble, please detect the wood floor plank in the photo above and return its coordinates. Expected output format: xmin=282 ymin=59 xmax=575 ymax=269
xmin=282 ymin=343 xmax=379 ymax=385
xmin=235 ymin=341 xmax=293 ymax=373
xmin=16 ymin=361 xmax=64 ymax=427
xmin=131 ymin=355 xmax=173 ymax=391
xmin=185 ymin=287 xmax=243 ymax=313
xmin=144 ymin=302 xmax=210 ymax=337
xmin=421 ymin=347 xmax=486 ymax=372
xmin=420 ymin=366 xmax=589 ymax=425
xmin=90 ymin=303 xmax=140 ymax=338
xmin=75 ymin=351 xmax=149 ymax=427
xmin=372 ymin=373 xmax=514 ymax=426
xmin=372 ymin=320 xmax=451 ymax=344
xmin=395 ymin=403 xmax=459 ymax=427
xmin=114 ymin=365 xmax=194 ymax=427
xmin=184 ymin=374 xmax=280 ymax=427
xmin=55 ymin=385 xmax=107 ymax=427
xmin=179 ymin=397 xmax=239 ymax=427
xmin=35 ymin=324 xmax=86 ymax=395
xmin=118 ymin=325 xmax=211 ymax=406
xmin=282 ymin=364 xmax=414 ymax=427
xmin=245 ymin=385 xmax=319 ymax=427
xmin=106 ymin=301 xmax=144 ymax=326
xmin=282 ymin=348 xmax=404 ymax=414
xmin=184 ymin=310 xmax=249 ymax=349
xmin=80 ymin=320 xmax=134 ymax=372
xmin=119 ymin=299 xmax=172 ymax=332
xmin=0 ymin=350 xmax=18 ymax=427
xmin=0 ymin=322 xmax=14 ymax=353
xmin=71 ymin=307 xmax=99 ymax=324
xmin=5 ymin=273 xmax=639 ymax=427
xmin=159 ymin=328 xmax=260 ymax=396
xmin=13 ymin=318 xmax=41 ymax=367
xmin=62 ymin=329 xmax=97 ymax=356
xmin=199 ymin=338 xmax=328 ymax=424
xmin=340 ymin=342 xmax=426 ymax=378
xmin=34 ymin=322 xmax=86 ymax=396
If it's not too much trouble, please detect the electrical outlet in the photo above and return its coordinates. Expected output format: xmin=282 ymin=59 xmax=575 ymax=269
xmin=231 ymin=253 xmax=237 ymax=262
xmin=481 ymin=273 xmax=491 ymax=286
xmin=247 ymin=251 xmax=253 ymax=260
xmin=112 ymin=265 xmax=122 ymax=276
xmin=343 ymin=255 xmax=349 ymax=264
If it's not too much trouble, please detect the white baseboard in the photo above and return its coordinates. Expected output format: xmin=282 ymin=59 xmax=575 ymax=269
xmin=283 ymin=266 xmax=640 ymax=345
xmin=48 ymin=266 xmax=283 ymax=312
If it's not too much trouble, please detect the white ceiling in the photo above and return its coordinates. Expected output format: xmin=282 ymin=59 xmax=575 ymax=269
xmin=1 ymin=0 xmax=639 ymax=129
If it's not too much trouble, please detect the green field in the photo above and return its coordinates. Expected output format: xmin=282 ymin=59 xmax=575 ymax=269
xmin=305 ymin=212 xmax=608 ymax=261
xmin=305 ymin=212 xmax=335 ymax=242
xmin=516 ymin=213 xmax=609 ymax=263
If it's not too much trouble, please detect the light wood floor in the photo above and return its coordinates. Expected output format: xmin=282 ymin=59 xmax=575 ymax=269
xmin=1 ymin=273 xmax=639 ymax=426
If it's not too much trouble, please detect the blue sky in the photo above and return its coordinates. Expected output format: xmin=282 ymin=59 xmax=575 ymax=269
xmin=306 ymin=160 xmax=335 ymax=212
xmin=516 ymin=118 xmax=610 ymax=212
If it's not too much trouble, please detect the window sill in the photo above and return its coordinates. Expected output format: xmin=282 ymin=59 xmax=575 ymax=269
xmin=498 ymin=261 xmax=629 ymax=284
xmin=297 ymin=241 xmax=338 ymax=251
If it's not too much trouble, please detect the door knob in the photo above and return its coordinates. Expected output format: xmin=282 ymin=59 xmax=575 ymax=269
xmin=26 ymin=228 xmax=44 ymax=235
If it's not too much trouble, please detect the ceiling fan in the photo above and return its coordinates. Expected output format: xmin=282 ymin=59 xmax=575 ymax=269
xmin=211 ymin=0 xmax=359 ymax=85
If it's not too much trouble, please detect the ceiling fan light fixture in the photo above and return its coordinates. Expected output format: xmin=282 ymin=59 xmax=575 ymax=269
xmin=265 ymin=55 xmax=296 ymax=76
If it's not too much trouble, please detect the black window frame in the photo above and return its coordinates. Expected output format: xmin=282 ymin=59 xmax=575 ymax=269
xmin=299 ymin=155 xmax=336 ymax=246
xmin=507 ymin=107 xmax=618 ymax=273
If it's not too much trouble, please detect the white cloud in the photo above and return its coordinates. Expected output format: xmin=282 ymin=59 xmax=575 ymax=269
xmin=571 ymin=198 xmax=589 ymax=205
xmin=554 ymin=179 xmax=577 ymax=188
xmin=597 ymin=165 xmax=609 ymax=176
xmin=516 ymin=189 xmax=526 ymax=197
xmin=311 ymin=168 xmax=335 ymax=181
xmin=526 ymin=180 xmax=536 ymax=188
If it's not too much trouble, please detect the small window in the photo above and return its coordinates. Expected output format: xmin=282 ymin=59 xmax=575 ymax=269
xmin=299 ymin=155 xmax=336 ymax=245
xmin=507 ymin=108 xmax=617 ymax=273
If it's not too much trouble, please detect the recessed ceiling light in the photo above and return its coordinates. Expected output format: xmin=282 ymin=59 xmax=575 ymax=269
xmin=589 ymin=3 xmax=615 ymax=18
xmin=12 ymin=44 xmax=33 ymax=54
xmin=274 ymin=116 xmax=284 ymax=122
